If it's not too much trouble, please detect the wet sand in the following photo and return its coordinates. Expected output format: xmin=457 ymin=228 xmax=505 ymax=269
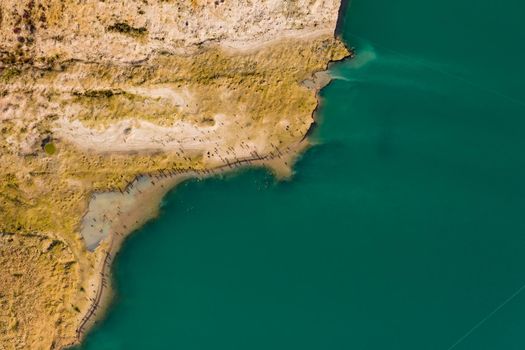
xmin=74 ymin=142 xmax=306 ymax=344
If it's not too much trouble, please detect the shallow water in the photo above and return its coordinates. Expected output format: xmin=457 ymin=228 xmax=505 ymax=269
xmin=79 ymin=1 xmax=525 ymax=349
xmin=81 ymin=176 xmax=155 ymax=251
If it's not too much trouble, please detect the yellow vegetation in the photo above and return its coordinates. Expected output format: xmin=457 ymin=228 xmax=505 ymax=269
xmin=0 ymin=0 xmax=348 ymax=347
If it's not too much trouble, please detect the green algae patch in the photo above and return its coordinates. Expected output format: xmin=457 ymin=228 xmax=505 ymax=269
xmin=44 ymin=143 xmax=56 ymax=155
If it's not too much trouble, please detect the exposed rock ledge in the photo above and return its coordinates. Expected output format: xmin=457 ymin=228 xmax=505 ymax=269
xmin=0 ymin=1 xmax=350 ymax=348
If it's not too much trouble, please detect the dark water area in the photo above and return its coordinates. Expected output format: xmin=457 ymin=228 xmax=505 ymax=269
xmin=79 ymin=1 xmax=525 ymax=349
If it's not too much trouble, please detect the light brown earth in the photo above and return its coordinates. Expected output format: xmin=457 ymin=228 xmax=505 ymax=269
xmin=0 ymin=0 xmax=349 ymax=348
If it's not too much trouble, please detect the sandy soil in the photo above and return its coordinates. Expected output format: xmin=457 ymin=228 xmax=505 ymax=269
xmin=0 ymin=0 xmax=341 ymax=64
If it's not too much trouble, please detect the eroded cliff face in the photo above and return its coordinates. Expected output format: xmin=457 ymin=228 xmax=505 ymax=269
xmin=0 ymin=1 xmax=348 ymax=348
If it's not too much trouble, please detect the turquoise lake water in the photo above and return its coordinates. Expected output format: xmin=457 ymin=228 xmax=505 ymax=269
xmin=79 ymin=0 xmax=525 ymax=349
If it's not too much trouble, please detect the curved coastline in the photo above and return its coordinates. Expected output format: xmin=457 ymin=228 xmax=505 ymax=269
xmin=67 ymin=15 xmax=354 ymax=350
xmin=67 ymin=141 xmax=307 ymax=349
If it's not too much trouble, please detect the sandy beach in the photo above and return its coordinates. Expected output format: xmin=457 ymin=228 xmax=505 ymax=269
xmin=72 ymin=139 xmax=307 ymax=345
xmin=71 ymin=49 xmax=355 ymax=343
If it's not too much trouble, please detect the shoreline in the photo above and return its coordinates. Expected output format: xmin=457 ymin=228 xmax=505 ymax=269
xmin=66 ymin=32 xmax=354 ymax=350
xmin=67 ymin=141 xmax=308 ymax=349
xmin=335 ymin=0 xmax=351 ymax=36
